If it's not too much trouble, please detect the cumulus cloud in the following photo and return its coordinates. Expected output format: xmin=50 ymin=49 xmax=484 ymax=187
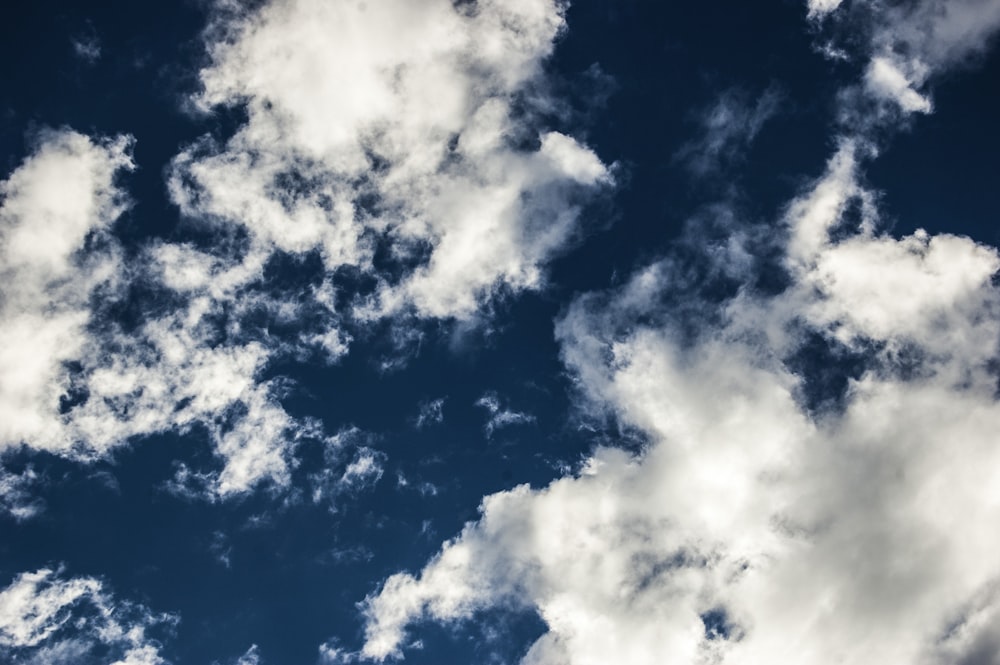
xmin=358 ymin=134 xmax=1000 ymax=665
xmin=0 ymin=129 xmax=133 ymax=456
xmin=2 ymin=0 xmax=614 ymax=503
xmin=807 ymin=0 xmax=844 ymax=19
xmin=357 ymin=4 xmax=1000 ymax=658
xmin=0 ymin=568 xmax=176 ymax=664
xmin=171 ymin=0 xmax=611 ymax=322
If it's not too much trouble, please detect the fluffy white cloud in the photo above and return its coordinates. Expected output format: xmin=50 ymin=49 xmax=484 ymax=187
xmin=816 ymin=0 xmax=1000 ymax=114
xmin=0 ymin=131 xmax=326 ymax=496
xmin=0 ymin=466 xmax=43 ymax=520
xmin=0 ymin=568 xmax=176 ymax=664
xmin=171 ymin=0 xmax=611 ymax=321
xmin=2 ymin=0 xmax=612 ymax=502
xmin=359 ymin=136 xmax=1000 ymax=664
xmin=357 ymin=8 xmax=1000 ymax=658
xmin=0 ymin=129 xmax=133 ymax=455
xmin=807 ymin=0 xmax=843 ymax=19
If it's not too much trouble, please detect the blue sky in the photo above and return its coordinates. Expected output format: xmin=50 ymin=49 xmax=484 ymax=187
xmin=2 ymin=1 xmax=1000 ymax=664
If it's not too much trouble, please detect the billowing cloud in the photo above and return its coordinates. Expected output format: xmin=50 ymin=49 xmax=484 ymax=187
xmin=358 ymin=134 xmax=1000 ymax=665
xmin=357 ymin=2 xmax=1000 ymax=659
xmin=2 ymin=0 xmax=613 ymax=503
xmin=0 ymin=568 xmax=176 ymax=664
xmin=807 ymin=0 xmax=844 ymax=19
xmin=0 ymin=129 xmax=133 ymax=456
xmin=170 ymin=0 xmax=611 ymax=322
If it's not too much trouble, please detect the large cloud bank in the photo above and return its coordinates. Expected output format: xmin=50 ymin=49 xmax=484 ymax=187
xmin=359 ymin=1 xmax=1000 ymax=664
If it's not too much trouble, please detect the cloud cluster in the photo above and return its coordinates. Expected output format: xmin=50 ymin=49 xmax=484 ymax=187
xmin=171 ymin=0 xmax=611 ymax=320
xmin=0 ymin=129 xmax=325 ymax=497
xmin=357 ymin=2 xmax=1000 ymax=663
xmin=0 ymin=568 xmax=176 ymax=664
xmin=0 ymin=0 xmax=611 ymax=503
xmin=0 ymin=129 xmax=132 ymax=456
xmin=360 ymin=141 xmax=1000 ymax=665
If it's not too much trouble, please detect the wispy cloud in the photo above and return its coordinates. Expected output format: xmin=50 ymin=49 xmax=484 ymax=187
xmin=413 ymin=398 xmax=445 ymax=429
xmin=674 ymin=86 xmax=783 ymax=177
xmin=0 ymin=568 xmax=177 ymax=664
xmin=475 ymin=391 xmax=536 ymax=438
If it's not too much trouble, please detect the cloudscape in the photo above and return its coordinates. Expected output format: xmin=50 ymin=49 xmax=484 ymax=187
xmin=1 ymin=1 xmax=1000 ymax=663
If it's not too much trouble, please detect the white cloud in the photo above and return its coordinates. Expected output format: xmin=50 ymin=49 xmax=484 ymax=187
xmin=806 ymin=0 xmax=843 ymax=20
xmin=358 ymin=107 xmax=1000 ymax=665
xmin=319 ymin=639 xmax=361 ymax=664
xmin=0 ymin=568 xmax=175 ymax=663
xmin=171 ymin=0 xmax=611 ymax=322
xmin=475 ymin=391 xmax=536 ymax=438
xmin=864 ymin=55 xmax=932 ymax=113
xmin=0 ymin=129 xmax=133 ymax=455
xmin=2 ymin=0 xmax=612 ymax=503
xmin=308 ymin=428 xmax=385 ymax=508
xmin=0 ymin=466 xmax=43 ymax=520
xmin=875 ymin=0 xmax=1000 ymax=71
xmin=815 ymin=0 xmax=1000 ymax=115
xmin=233 ymin=644 xmax=262 ymax=665
xmin=0 ymin=129 xmax=375 ymax=498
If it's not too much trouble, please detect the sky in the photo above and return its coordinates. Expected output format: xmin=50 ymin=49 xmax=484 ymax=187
xmin=1 ymin=0 xmax=1000 ymax=664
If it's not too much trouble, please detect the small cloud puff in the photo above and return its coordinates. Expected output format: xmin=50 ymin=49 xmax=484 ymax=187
xmin=414 ymin=398 xmax=446 ymax=429
xmin=475 ymin=391 xmax=536 ymax=438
